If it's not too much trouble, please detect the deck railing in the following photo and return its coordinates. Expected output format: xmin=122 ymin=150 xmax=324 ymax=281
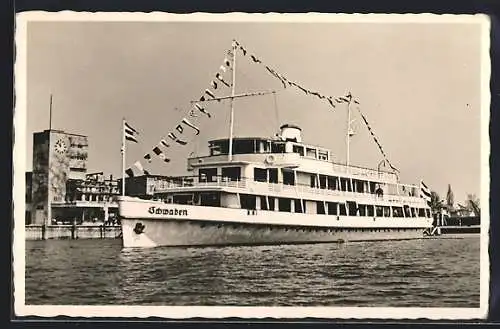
xmin=153 ymin=176 xmax=423 ymax=205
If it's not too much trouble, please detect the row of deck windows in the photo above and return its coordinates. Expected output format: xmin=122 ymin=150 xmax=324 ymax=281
xmin=167 ymin=192 xmax=431 ymax=218
xmin=198 ymin=166 xmax=411 ymax=196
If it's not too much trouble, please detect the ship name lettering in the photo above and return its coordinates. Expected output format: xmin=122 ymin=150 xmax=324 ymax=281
xmin=148 ymin=206 xmax=188 ymax=216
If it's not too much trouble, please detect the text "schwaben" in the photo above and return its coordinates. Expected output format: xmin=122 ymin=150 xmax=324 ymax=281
xmin=148 ymin=207 xmax=188 ymax=216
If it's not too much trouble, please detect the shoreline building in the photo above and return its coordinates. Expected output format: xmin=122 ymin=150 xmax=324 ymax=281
xmin=28 ymin=129 xmax=120 ymax=226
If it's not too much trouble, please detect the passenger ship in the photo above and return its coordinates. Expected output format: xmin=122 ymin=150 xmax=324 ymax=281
xmin=117 ymin=43 xmax=434 ymax=248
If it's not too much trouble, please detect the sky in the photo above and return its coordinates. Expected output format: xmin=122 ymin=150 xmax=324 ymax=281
xmin=22 ymin=15 xmax=486 ymax=204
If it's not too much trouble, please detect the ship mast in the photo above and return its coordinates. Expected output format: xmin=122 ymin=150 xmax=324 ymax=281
xmin=346 ymin=95 xmax=352 ymax=168
xmin=228 ymin=41 xmax=237 ymax=162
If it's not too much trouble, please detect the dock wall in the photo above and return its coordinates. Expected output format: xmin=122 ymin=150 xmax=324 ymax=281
xmin=25 ymin=225 xmax=121 ymax=240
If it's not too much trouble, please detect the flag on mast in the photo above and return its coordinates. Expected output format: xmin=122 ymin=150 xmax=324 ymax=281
xmin=124 ymin=121 xmax=139 ymax=143
xmin=420 ymin=180 xmax=432 ymax=205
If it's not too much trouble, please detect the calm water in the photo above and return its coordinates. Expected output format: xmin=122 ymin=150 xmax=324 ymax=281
xmin=25 ymin=236 xmax=480 ymax=307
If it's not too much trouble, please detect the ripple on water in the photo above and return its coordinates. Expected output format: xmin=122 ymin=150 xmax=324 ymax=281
xmin=25 ymin=237 xmax=480 ymax=307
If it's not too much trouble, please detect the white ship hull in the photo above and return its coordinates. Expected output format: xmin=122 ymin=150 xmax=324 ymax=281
xmin=118 ymin=197 xmax=433 ymax=248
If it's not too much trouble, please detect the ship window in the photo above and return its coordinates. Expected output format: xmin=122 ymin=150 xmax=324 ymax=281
xmin=306 ymin=147 xmax=316 ymax=158
xmin=233 ymin=139 xmax=255 ymax=155
xmin=317 ymin=201 xmax=326 ymax=215
xmin=318 ymin=150 xmax=328 ymax=161
xmin=271 ymin=142 xmax=285 ymax=153
xmin=411 ymin=207 xmax=417 ymax=218
xmin=254 ymin=168 xmax=267 ymax=182
xmin=199 ymin=168 xmax=217 ymax=183
xmin=278 ymin=198 xmax=291 ymax=212
xmin=268 ymin=196 xmax=276 ymax=211
xmin=259 ymin=196 xmax=268 ymax=210
xmin=369 ymin=181 xmax=377 ymax=194
xmin=425 ymin=209 xmax=431 ymax=218
xmin=418 ymin=208 xmax=426 ymax=217
xmin=367 ymin=205 xmax=374 ymax=217
xmin=282 ymin=170 xmax=295 ymax=185
xmin=327 ymin=176 xmax=337 ymax=190
xmin=384 ymin=206 xmax=391 ymax=217
xmin=293 ymin=145 xmax=305 ymax=156
xmin=173 ymin=193 xmax=193 ymax=205
xmin=376 ymin=206 xmax=383 ymax=217
xmin=268 ymin=168 xmax=278 ymax=184
xmin=327 ymin=202 xmax=338 ymax=215
xmin=347 ymin=201 xmax=357 ymax=216
xmin=358 ymin=204 xmax=366 ymax=216
xmin=392 ymin=206 xmax=404 ymax=218
xmin=200 ymin=192 xmax=220 ymax=207
xmin=294 ymin=199 xmax=304 ymax=213
xmin=240 ymin=194 xmax=256 ymax=210
xmin=340 ymin=178 xmax=347 ymax=191
xmin=403 ymin=205 xmax=411 ymax=218
xmin=221 ymin=167 xmax=241 ymax=182
xmin=319 ymin=175 xmax=327 ymax=189
xmin=310 ymin=175 xmax=317 ymax=188
xmin=339 ymin=203 xmax=347 ymax=216
xmin=354 ymin=180 xmax=365 ymax=193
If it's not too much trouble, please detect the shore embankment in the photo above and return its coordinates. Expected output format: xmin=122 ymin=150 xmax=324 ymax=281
xmin=25 ymin=224 xmax=121 ymax=240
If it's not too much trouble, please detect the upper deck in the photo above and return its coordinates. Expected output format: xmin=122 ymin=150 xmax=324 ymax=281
xmin=187 ymin=136 xmax=398 ymax=183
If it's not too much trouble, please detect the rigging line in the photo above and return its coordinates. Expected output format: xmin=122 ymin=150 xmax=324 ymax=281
xmin=354 ymin=104 xmax=399 ymax=173
xmin=273 ymin=91 xmax=280 ymax=132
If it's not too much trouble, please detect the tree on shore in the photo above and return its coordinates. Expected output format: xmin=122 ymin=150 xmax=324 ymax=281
xmin=446 ymin=184 xmax=455 ymax=212
xmin=429 ymin=191 xmax=445 ymax=214
xmin=465 ymin=194 xmax=481 ymax=217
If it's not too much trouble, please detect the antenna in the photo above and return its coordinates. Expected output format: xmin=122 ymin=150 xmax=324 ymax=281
xmin=228 ymin=41 xmax=237 ymax=162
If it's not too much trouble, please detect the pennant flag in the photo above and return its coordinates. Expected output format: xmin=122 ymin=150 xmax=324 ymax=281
xmin=219 ymin=65 xmax=227 ymax=73
xmin=124 ymin=121 xmax=139 ymax=143
xmin=168 ymin=132 xmax=188 ymax=145
xmin=188 ymin=108 xmax=198 ymax=117
xmin=327 ymin=97 xmax=335 ymax=107
xmin=194 ymin=103 xmax=211 ymax=118
xmin=354 ymin=100 xmax=360 ymax=104
xmin=133 ymin=161 xmax=144 ymax=173
xmin=239 ymin=45 xmax=247 ymax=56
xmin=335 ymin=98 xmax=342 ymax=104
xmin=250 ymin=55 xmax=262 ymax=63
xmin=205 ymin=89 xmax=218 ymax=101
xmin=215 ymin=73 xmax=230 ymax=87
xmin=339 ymin=96 xmax=350 ymax=103
xmin=182 ymin=118 xmax=200 ymax=135
xmin=211 ymin=80 xmax=218 ymax=90
xmin=176 ymin=124 xmax=184 ymax=134
xmin=224 ymin=57 xmax=231 ymax=67
xmin=160 ymin=139 xmax=170 ymax=148
xmin=420 ymin=180 xmax=432 ymax=205
xmin=144 ymin=153 xmax=152 ymax=163
xmin=153 ymin=146 xmax=163 ymax=156
xmin=125 ymin=168 xmax=135 ymax=177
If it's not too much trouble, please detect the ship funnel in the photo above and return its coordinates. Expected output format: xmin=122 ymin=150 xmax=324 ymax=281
xmin=279 ymin=124 xmax=302 ymax=143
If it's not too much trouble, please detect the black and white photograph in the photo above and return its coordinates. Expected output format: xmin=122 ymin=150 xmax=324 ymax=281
xmin=13 ymin=12 xmax=490 ymax=319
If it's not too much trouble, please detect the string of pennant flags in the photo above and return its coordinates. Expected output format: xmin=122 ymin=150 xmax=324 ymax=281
xmin=123 ymin=39 xmax=399 ymax=177
xmin=123 ymin=48 xmax=235 ymax=177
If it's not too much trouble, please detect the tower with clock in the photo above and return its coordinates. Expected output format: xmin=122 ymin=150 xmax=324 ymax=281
xmin=30 ymin=129 xmax=89 ymax=225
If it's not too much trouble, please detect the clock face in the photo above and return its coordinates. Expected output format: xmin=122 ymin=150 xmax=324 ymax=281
xmin=54 ymin=139 xmax=67 ymax=154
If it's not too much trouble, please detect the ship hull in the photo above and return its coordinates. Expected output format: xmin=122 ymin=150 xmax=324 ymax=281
xmin=118 ymin=197 xmax=433 ymax=248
